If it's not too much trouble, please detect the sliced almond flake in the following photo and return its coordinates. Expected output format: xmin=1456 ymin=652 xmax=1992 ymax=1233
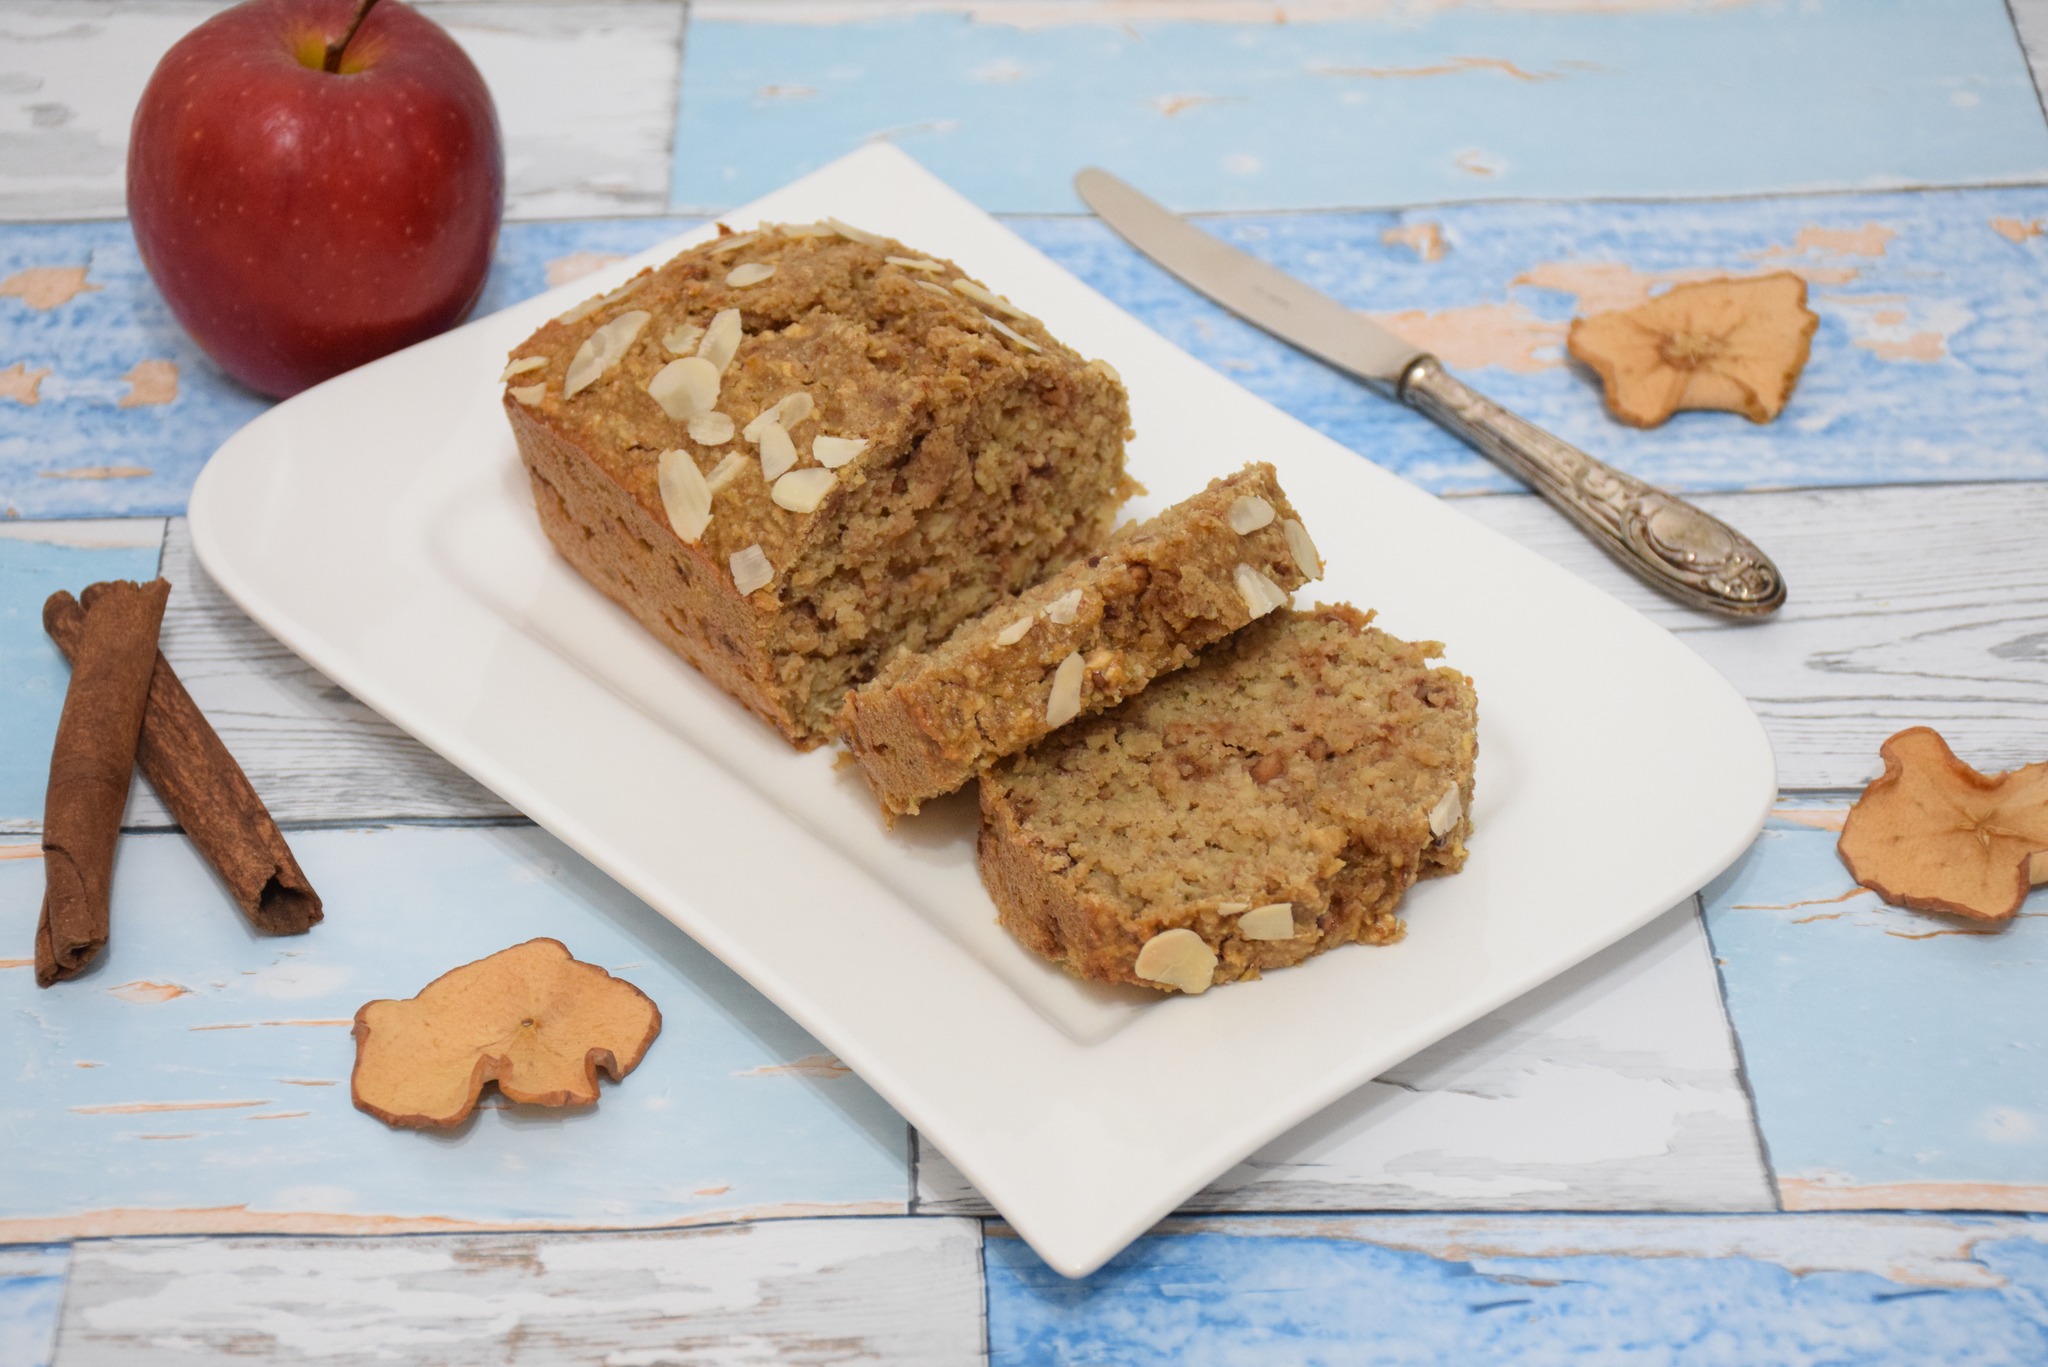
xmin=771 ymin=467 xmax=838 ymax=514
xmin=886 ymin=255 xmax=945 ymax=273
xmin=757 ymin=421 xmax=798 ymax=480
xmin=509 ymin=383 xmax=546 ymax=406
xmin=994 ymin=616 xmax=1035 ymax=646
xmin=705 ymin=451 xmax=746 ymax=493
xmin=725 ymin=262 xmax=776 ymax=288
xmin=662 ymin=321 xmax=704 ymax=356
xmin=781 ymin=222 xmax=837 ymax=238
xmin=914 ymin=280 xmax=957 ymax=299
xmin=951 ymin=278 xmax=1033 ymax=321
xmin=1133 ymin=928 xmax=1216 ymax=995
xmin=697 ymin=309 xmax=744 ymax=373
xmin=647 ymin=356 xmax=720 ymax=419
xmin=1044 ymin=651 xmax=1085 ymax=727
xmin=812 ymin=435 xmax=868 ymax=469
xmin=1428 ymin=785 xmax=1464 ymax=839
xmin=1089 ymin=358 xmax=1122 ymax=384
xmin=554 ymin=297 xmax=605 ymax=327
xmin=500 ymin=356 xmax=547 ymax=382
xmin=1233 ymin=563 xmax=1289 ymax=619
xmin=730 ymin=544 xmax=773 ymax=596
xmin=657 ymin=449 xmax=712 ymax=543
xmin=1238 ymin=903 xmax=1296 ymax=941
xmin=552 ymin=276 xmax=644 ymax=327
xmin=707 ymin=230 xmax=760 ymax=256
xmin=985 ymin=316 xmax=1043 ymax=354
xmin=1216 ymin=902 xmax=1252 ymax=916
xmin=689 ymin=411 xmax=736 ymax=446
xmin=1283 ymin=518 xmax=1323 ymax=581
xmin=1228 ymin=495 xmax=1276 ymax=534
xmin=744 ymin=393 xmax=812 ymax=443
xmin=563 ymin=310 xmax=651 ymax=398
xmin=1044 ymin=589 xmax=1083 ymax=625
xmin=827 ymin=217 xmax=886 ymax=248
xmin=773 ymin=391 xmax=813 ymax=430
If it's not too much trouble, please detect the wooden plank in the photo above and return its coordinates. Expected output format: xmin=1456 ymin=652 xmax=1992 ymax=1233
xmin=1453 ymin=481 xmax=2048 ymax=791
xmin=984 ymin=1211 xmax=2048 ymax=1363
xmin=1704 ymin=812 xmax=2048 ymax=1214
xmin=0 ymin=825 xmax=913 ymax=1241
xmin=423 ymin=2 xmax=684 ymax=220
xmin=127 ymin=478 xmax=2048 ymax=824
xmin=1007 ymin=186 xmax=2048 ymax=496
xmin=10 ymin=182 xmax=2048 ymax=517
xmin=0 ymin=2 xmax=682 ymax=223
xmin=0 ymin=1245 xmax=67 ymax=1367
xmin=674 ymin=0 xmax=2048 ymax=213
xmin=56 ymin=1219 xmax=984 ymax=1366
xmin=919 ymin=901 xmax=1772 ymax=1215
xmin=2012 ymin=0 xmax=2048 ymax=120
xmin=139 ymin=518 xmax=517 ymax=827
xmin=0 ymin=217 xmax=697 ymax=522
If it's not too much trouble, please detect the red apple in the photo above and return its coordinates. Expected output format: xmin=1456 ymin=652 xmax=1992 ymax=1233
xmin=128 ymin=0 xmax=503 ymax=398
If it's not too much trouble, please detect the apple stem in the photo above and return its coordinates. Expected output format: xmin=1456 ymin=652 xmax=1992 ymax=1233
xmin=322 ymin=0 xmax=383 ymax=73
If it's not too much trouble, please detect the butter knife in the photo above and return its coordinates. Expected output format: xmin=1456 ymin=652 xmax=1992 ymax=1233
xmin=1074 ymin=168 xmax=1786 ymax=618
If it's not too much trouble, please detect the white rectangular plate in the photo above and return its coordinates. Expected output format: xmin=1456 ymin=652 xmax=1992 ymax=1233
xmin=189 ymin=145 xmax=1774 ymax=1278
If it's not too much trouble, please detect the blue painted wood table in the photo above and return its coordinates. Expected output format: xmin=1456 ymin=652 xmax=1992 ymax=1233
xmin=3 ymin=2 xmax=2048 ymax=1361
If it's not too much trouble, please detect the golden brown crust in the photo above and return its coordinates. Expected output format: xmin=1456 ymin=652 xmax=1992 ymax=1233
xmin=839 ymin=463 xmax=1318 ymax=814
xmin=509 ymin=394 xmax=802 ymax=742
xmin=979 ymin=605 xmax=1477 ymax=992
xmin=501 ymin=223 xmax=1135 ymax=747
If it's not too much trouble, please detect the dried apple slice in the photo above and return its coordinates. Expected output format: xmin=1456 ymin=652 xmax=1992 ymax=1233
xmin=1838 ymin=728 xmax=2048 ymax=922
xmin=1567 ymin=273 xmax=1819 ymax=428
xmin=351 ymin=938 xmax=662 ymax=1129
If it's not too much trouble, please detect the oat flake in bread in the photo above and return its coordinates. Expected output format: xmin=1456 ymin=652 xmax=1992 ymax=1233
xmin=840 ymin=463 xmax=1322 ymax=816
xmin=978 ymin=605 xmax=1477 ymax=994
xmin=500 ymin=221 xmax=1136 ymax=748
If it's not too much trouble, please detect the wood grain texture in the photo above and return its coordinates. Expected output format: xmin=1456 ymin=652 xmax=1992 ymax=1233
xmin=0 ymin=825 xmax=914 ymax=1241
xmin=2012 ymin=0 xmax=2048 ymax=118
xmin=1705 ymin=814 xmax=2048 ymax=1214
xmin=984 ymin=1212 xmax=2048 ymax=1364
xmin=0 ymin=1 xmax=681 ymax=222
xmin=673 ymin=0 xmax=2048 ymax=213
xmin=138 ymin=519 xmax=517 ymax=828
xmin=1453 ymin=481 xmax=2048 ymax=791
xmin=1010 ymin=189 xmax=2048 ymax=496
xmin=55 ymin=1219 xmax=985 ymax=1365
xmin=920 ymin=902 xmax=1772 ymax=1215
xmin=0 ymin=1245 xmax=66 ymax=1367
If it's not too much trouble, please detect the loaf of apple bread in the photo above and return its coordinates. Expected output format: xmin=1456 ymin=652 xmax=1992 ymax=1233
xmin=501 ymin=221 xmax=1135 ymax=748
xmin=839 ymin=463 xmax=1322 ymax=815
xmin=978 ymin=604 xmax=1477 ymax=994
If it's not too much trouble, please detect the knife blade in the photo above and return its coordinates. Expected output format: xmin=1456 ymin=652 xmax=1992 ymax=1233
xmin=1074 ymin=167 xmax=1422 ymax=389
xmin=1073 ymin=167 xmax=1786 ymax=618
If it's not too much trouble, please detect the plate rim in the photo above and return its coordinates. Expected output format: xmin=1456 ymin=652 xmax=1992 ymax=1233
xmin=189 ymin=142 xmax=1777 ymax=1277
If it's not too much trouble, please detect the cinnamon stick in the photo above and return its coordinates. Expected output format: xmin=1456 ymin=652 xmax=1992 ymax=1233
xmin=44 ymin=588 xmax=322 ymax=939
xmin=35 ymin=579 xmax=169 ymax=986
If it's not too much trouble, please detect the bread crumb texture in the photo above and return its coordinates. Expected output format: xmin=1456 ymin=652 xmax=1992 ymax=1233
xmin=979 ymin=605 xmax=1478 ymax=992
xmin=840 ymin=462 xmax=1314 ymax=815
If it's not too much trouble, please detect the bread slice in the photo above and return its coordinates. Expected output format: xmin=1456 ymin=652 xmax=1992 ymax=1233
xmin=978 ymin=605 xmax=1477 ymax=993
xmin=502 ymin=222 xmax=1134 ymax=748
xmin=839 ymin=463 xmax=1323 ymax=815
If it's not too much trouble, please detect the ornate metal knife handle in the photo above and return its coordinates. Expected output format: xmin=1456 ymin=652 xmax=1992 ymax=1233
xmin=1398 ymin=356 xmax=1785 ymax=618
